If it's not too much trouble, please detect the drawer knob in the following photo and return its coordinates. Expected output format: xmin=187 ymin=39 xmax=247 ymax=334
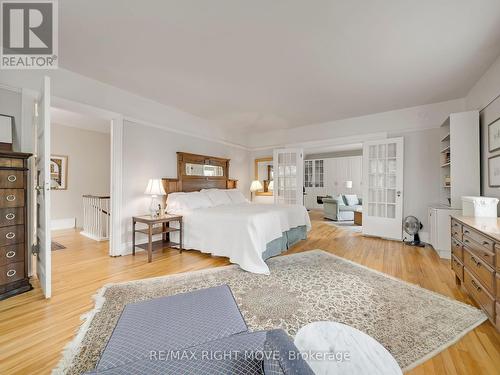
xmin=471 ymin=279 xmax=482 ymax=292
xmin=7 ymin=175 xmax=17 ymax=182
xmin=5 ymin=213 xmax=15 ymax=220
xmin=482 ymin=241 xmax=490 ymax=246
xmin=6 ymin=269 xmax=16 ymax=277
xmin=5 ymin=232 xmax=15 ymax=239
xmin=6 ymin=250 xmax=16 ymax=258
xmin=6 ymin=194 xmax=16 ymax=202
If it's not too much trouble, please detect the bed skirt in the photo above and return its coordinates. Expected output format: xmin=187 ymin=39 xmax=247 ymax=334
xmin=262 ymin=225 xmax=307 ymax=260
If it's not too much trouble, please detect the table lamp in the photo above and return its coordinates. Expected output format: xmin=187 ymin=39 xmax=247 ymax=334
xmin=268 ymin=180 xmax=274 ymax=191
xmin=145 ymin=179 xmax=166 ymax=217
xmin=250 ymin=180 xmax=263 ymax=201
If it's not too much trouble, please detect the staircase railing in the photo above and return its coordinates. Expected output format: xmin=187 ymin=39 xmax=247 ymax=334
xmin=81 ymin=195 xmax=110 ymax=241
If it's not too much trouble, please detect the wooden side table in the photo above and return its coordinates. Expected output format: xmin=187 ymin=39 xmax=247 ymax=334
xmin=354 ymin=210 xmax=363 ymax=226
xmin=132 ymin=214 xmax=183 ymax=263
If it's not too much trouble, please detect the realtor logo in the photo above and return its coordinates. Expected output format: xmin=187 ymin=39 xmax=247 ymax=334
xmin=1 ymin=0 xmax=58 ymax=69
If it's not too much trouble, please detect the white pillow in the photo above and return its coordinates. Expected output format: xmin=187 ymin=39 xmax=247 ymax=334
xmin=166 ymin=192 xmax=189 ymax=213
xmin=204 ymin=189 xmax=232 ymax=206
xmin=344 ymin=194 xmax=360 ymax=206
xmin=184 ymin=191 xmax=213 ymax=209
xmin=225 ymin=189 xmax=247 ymax=204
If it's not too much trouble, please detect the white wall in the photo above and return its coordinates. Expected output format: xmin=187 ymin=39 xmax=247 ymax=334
xmin=247 ymin=99 xmax=465 ymax=149
xmin=121 ymin=120 xmax=250 ymax=248
xmin=389 ymin=128 xmax=442 ymax=233
xmin=465 ymin=53 xmax=500 ymax=213
xmin=51 ymin=123 xmax=110 ymax=228
xmin=0 ymin=87 xmax=22 ymax=150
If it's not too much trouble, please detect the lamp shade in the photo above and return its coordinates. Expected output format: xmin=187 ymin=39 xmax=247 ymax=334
xmin=344 ymin=180 xmax=353 ymax=189
xmin=144 ymin=179 xmax=166 ymax=196
xmin=268 ymin=180 xmax=274 ymax=191
xmin=250 ymin=180 xmax=263 ymax=192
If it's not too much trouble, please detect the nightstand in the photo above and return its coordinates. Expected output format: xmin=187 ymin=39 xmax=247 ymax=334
xmin=132 ymin=214 xmax=183 ymax=263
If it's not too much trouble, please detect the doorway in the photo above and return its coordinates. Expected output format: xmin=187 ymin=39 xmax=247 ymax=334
xmin=49 ymin=106 xmax=111 ymax=250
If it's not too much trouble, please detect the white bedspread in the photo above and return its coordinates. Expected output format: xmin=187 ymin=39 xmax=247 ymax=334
xmin=169 ymin=203 xmax=311 ymax=274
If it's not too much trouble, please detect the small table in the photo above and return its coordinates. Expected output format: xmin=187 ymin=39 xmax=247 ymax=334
xmin=294 ymin=322 xmax=402 ymax=375
xmin=354 ymin=210 xmax=363 ymax=226
xmin=132 ymin=214 xmax=183 ymax=263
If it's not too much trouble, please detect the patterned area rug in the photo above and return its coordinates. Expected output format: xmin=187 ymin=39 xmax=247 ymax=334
xmin=324 ymin=220 xmax=363 ymax=232
xmin=54 ymin=250 xmax=486 ymax=374
xmin=51 ymin=241 xmax=67 ymax=251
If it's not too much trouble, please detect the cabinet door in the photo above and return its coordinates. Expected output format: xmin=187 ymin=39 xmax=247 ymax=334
xmin=428 ymin=208 xmax=437 ymax=247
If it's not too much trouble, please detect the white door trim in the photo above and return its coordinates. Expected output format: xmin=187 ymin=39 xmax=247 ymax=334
xmin=362 ymin=137 xmax=404 ymax=240
xmin=50 ymin=96 xmax=123 ymax=256
xmin=109 ymin=117 xmax=123 ymax=256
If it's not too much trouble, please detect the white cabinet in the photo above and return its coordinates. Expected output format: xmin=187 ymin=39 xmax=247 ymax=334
xmin=428 ymin=206 xmax=461 ymax=259
xmin=440 ymin=111 xmax=480 ymax=208
xmin=430 ymin=110 xmax=479 ymax=259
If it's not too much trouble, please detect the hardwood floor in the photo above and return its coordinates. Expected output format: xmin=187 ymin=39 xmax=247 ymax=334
xmin=0 ymin=210 xmax=499 ymax=374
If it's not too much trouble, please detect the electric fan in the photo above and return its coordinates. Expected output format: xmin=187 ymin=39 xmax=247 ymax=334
xmin=403 ymin=216 xmax=425 ymax=247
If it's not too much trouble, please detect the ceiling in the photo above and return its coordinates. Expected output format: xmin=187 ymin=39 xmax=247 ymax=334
xmin=59 ymin=1 xmax=500 ymax=134
xmin=51 ymin=107 xmax=110 ymax=133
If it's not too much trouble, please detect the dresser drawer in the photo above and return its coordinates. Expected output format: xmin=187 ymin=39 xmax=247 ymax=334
xmin=462 ymin=226 xmax=495 ymax=251
xmin=462 ymin=237 xmax=495 ymax=268
xmin=0 ymin=225 xmax=24 ymax=247
xmin=0 ymin=158 xmax=24 ymax=168
xmin=464 ymin=269 xmax=495 ymax=319
xmin=0 ymin=189 xmax=24 ymax=208
xmin=451 ymin=238 xmax=463 ymax=261
xmin=451 ymin=255 xmax=463 ymax=282
xmin=497 ymin=303 xmax=500 ymax=331
xmin=0 ymin=261 xmax=24 ymax=284
xmin=0 ymin=170 xmax=24 ymax=189
xmin=0 ymin=207 xmax=24 ymax=227
xmin=451 ymin=219 xmax=462 ymax=235
xmin=497 ymin=274 xmax=500 ymax=300
xmin=0 ymin=243 xmax=24 ymax=266
xmin=451 ymin=224 xmax=462 ymax=241
xmin=496 ymin=244 xmax=500 ymax=271
xmin=463 ymin=248 xmax=495 ymax=294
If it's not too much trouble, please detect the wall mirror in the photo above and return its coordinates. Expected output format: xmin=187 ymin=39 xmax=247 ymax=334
xmin=185 ymin=163 xmax=224 ymax=177
xmin=254 ymin=157 xmax=273 ymax=196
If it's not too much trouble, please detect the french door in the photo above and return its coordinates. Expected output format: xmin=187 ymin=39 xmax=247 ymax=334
xmin=273 ymin=148 xmax=304 ymax=205
xmin=34 ymin=76 xmax=52 ymax=298
xmin=362 ymin=138 xmax=404 ymax=240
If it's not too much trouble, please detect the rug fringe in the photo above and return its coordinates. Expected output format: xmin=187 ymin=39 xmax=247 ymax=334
xmin=51 ymin=284 xmax=110 ymax=375
xmin=51 ymin=249 xmax=488 ymax=373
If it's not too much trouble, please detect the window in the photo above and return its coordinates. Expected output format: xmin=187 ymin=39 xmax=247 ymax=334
xmin=304 ymin=159 xmax=324 ymax=188
xmin=304 ymin=160 xmax=313 ymax=187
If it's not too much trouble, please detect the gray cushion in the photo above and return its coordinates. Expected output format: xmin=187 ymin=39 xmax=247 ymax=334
xmin=263 ymin=330 xmax=315 ymax=375
xmin=87 ymin=331 xmax=268 ymax=375
xmin=335 ymin=194 xmax=346 ymax=206
xmin=97 ymin=284 xmax=248 ymax=371
xmin=344 ymin=194 xmax=360 ymax=206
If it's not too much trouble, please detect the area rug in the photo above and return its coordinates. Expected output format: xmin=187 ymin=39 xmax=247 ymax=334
xmin=324 ymin=220 xmax=363 ymax=233
xmin=51 ymin=241 xmax=66 ymax=251
xmin=54 ymin=250 xmax=486 ymax=374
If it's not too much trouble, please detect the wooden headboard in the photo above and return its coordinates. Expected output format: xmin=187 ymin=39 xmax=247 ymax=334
xmin=162 ymin=152 xmax=238 ymax=198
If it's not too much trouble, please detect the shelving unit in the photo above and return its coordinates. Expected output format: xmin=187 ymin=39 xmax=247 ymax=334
xmin=429 ymin=110 xmax=480 ymax=259
xmin=438 ymin=111 xmax=479 ymax=208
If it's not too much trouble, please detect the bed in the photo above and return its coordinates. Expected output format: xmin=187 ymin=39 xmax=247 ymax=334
xmin=161 ymin=152 xmax=311 ymax=274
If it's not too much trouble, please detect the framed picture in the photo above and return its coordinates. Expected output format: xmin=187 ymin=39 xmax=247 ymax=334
xmin=50 ymin=155 xmax=68 ymax=190
xmin=488 ymin=154 xmax=500 ymax=187
xmin=488 ymin=117 xmax=500 ymax=152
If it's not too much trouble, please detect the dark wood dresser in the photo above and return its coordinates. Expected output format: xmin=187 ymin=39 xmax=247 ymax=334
xmin=0 ymin=151 xmax=32 ymax=300
xmin=451 ymin=215 xmax=500 ymax=331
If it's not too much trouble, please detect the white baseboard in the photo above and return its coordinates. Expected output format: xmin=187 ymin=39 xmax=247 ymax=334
xmin=51 ymin=218 xmax=76 ymax=230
